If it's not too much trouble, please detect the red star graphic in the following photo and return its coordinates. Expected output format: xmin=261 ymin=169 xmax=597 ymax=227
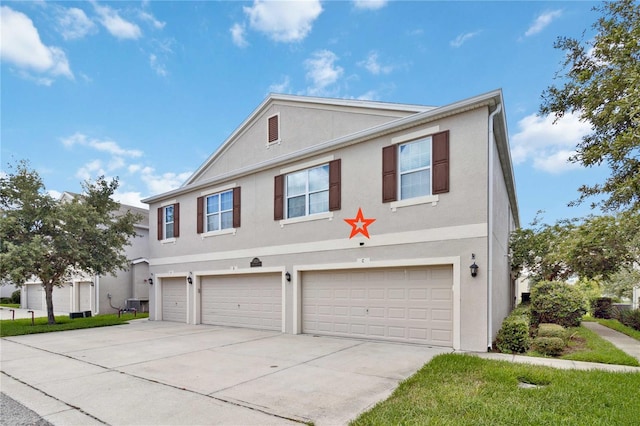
xmin=344 ymin=208 xmax=376 ymax=239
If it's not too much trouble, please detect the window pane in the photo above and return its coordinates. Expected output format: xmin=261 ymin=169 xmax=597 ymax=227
xmin=206 ymin=194 xmax=219 ymax=214
xmin=287 ymin=195 xmax=305 ymax=218
xmin=401 ymin=170 xmax=430 ymax=199
xmin=165 ymin=205 xmax=174 ymax=222
xmin=207 ymin=213 xmax=220 ymax=231
xmin=221 ymin=211 xmax=233 ymax=229
xmin=309 ymin=190 xmax=328 ymax=214
xmin=165 ymin=223 xmax=174 ymax=239
xmin=220 ymin=191 xmax=233 ymax=211
xmin=287 ymin=171 xmax=306 ymax=196
xmin=400 ymin=138 xmax=430 ymax=172
xmin=308 ymin=165 xmax=329 ymax=192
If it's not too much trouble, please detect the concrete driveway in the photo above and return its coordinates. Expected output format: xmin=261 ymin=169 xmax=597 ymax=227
xmin=1 ymin=319 xmax=451 ymax=425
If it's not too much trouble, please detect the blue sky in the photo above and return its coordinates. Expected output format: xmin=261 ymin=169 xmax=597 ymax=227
xmin=1 ymin=0 xmax=606 ymax=226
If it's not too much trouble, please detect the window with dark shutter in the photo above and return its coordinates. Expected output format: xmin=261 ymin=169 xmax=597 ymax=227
xmin=328 ymin=159 xmax=341 ymax=211
xmin=233 ymin=187 xmax=241 ymax=228
xmin=268 ymin=115 xmax=279 ymax=143
xmin=382 ymin=145 xmax=397 ymax=202
xmin=432 ymin=131 xmax=450 ymax=194
xmin=196 ymin=197 xmax=204 ymax=234
xmin=274 ymin=174 xmax=284 ymax=220
xmin=157 ymin=207 xmax=163 ymax=240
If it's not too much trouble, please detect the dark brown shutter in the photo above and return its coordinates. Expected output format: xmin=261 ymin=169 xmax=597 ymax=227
xmin=328 ymin=159 xmax=341 ymax=211
xmin=432 ymin=130 xmax=450 ymax=194
xmin=233 ymin=187 xmax=241 ymax=228
xmin=173 ymin=203 xmax=180 ymax=238
xmin=196 ymin=197 xmax=204 ymax=234
xmin=274 ymin=174 xmax=284 ymax=220
xmin=157 ymin=207 xmax=163 ymax=240
xmin=268 ymin=115 xmax=279 ymax=143
xmin=382 ymin=145 xmax=397 ymax=202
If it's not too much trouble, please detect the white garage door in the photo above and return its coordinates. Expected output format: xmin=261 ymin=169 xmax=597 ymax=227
xmin=162 ymin=278 xmax=187 ymax=322
xmin=302 ymin=266 xmax=453 ymax=346
xmin=78 ymin=282 xmax=92 ymax=311
xmin=201 ymin=273 xmax=281 ymax=331
xmin=52 ymin=283 xmax=73 ymax=312
xmin=26 ymin=284 xmax=44 ymax=311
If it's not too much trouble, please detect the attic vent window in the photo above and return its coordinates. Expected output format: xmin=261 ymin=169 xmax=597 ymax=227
xmin=268 ymin=114 xmax=280 ymax=144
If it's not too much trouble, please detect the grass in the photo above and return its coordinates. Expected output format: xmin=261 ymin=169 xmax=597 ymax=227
xmin=0 ymin=304 xmax=20 ymax=308
xmin=595 ymin=318 xmax=640 ymax=341
xmin=351 ymin=354 xmax=640 ymax=426
xmin=525 ymin=326 xmax=640 ymax=367
xmin=0 ymin=312 xmax=148 ymax=337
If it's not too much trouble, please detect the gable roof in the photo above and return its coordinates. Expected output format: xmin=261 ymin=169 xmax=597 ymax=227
xmin=142 ymin=90 xmax=518 ymax=226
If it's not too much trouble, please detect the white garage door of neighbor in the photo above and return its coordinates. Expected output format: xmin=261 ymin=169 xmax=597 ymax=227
xmin=78 ymin=282 xmax=92 ymax=311
xmin=26 ymin=284 xmax=44 ymax=311
xmin=52 ymin=283 xmax=73 ymax=312
xmin=302 ymin=266 xmax=453 ymax=346
xmin=201 ymin=273 xmax=281 ymax=331
xmin=162 ymin=278 xmax=187 ymax=322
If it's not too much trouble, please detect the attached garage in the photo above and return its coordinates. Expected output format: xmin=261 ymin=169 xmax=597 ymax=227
xmin=78 ymin=282 xmax=92 ymax=311
xmin=201 ymin=273 xmax=282 ymax=331
xmin=301 ymin=266 xmax=453 ymax=346
xmin=25 ymin=284 xmax=44 ymax=311
xmin=162 ymin=278 xmax=187 ymax=322
xmin=52 ymin=283 xmax=73 ymax=312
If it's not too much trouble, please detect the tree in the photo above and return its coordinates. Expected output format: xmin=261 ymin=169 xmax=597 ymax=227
xmin=0 ymin=160 xmax=142 ymax=324
xmin=540 ymin=0 xmax=640 ymax=213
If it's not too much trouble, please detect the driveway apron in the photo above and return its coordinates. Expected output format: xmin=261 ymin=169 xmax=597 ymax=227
xmin=1 ymin=320 xmax=450 ymax=425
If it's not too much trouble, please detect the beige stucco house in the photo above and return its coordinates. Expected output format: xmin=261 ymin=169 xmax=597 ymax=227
xmin=21 ymin=195 xmax=150 ymax=315
xmin=142 ymin=90 xmax=519 ymax=352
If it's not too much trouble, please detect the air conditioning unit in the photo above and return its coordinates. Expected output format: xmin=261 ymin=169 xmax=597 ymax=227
xmin=126 ymin=299 xmax=141 ymax=311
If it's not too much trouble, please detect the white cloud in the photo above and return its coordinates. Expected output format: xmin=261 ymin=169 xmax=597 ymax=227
xmin=56 ymin=7 xmax=96 ymax=40
xmin=139 ymin=11 xmax=165 ymax=30
xmin=0 ymin=6 xmax=73 ymax=80
xmin=76 ymin=159 xmax=105 ymax=181
xmin=353 ymin=0 xmax=388 ymax=11
xmin=525 ymin=10 xmax=562 ymax=37
xmin=93 ymin=3 xmax=142 ymax=40
xmin=268 ymin=75 xmax=291 ymax=94
xmin=511 ymin=112 xmax=592 ymax=173
xmin=140 ymin=168 xmax=192 ymax=195
xmin=450 ymin=30 xmax=481 ymax=48
xmin=61 ymin=133 xmax=143 ymax=157
xmin=113 ymin=190 xmax=146 ymax=208
xmin=149 ymin=53 xmax=167 ymax=76
xmin=304 ymin=50 xmax=344 ymax=96
xmin=359 ymin=51 xmax=393 ymax=75
xmin=243 ymin=0 xmax=322 ymax=43
xmin=230 ymin=23 xmax=248 ymax=48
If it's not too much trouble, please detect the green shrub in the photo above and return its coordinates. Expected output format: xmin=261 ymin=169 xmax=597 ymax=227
xmin=0 ymin=297 xmax=12 ymax=304
xmin=537 ymin=323 xmax=567 ymax=341
xmin=592 ymin=297 xmax=613 ymax=319
xmin=618 ymin=309 xmax=640 ymax=331
xmin=11 ymin=289 xmax=20 ymax=304
xmin=496 ymin=315 xmax=530 ymax=354
xmin=532 ymin=336 xmax=565 ymax=356
xmin=530 ymin=281 xmax=586 ymax=328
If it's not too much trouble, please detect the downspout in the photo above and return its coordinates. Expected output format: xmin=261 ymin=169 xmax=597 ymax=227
xmin=94 ymin=275 xmax=100 ymax=315
xmin=487 ymin=103 xmax=502 ymax=351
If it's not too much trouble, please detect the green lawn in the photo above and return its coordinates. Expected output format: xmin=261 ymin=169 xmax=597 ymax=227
xmin=0 ymin=313 xmax=148 ymax=337
xmin=351 ymin=354 xmax=640 ymax=426
xmin=0 ymin=304 xmax=20 ymax=308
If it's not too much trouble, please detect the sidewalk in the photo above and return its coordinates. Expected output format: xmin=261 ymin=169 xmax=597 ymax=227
xmin=582 ymin=321 xmax=640 ymax=363
xmin=0 ymin=307 xmax=63 ymax=320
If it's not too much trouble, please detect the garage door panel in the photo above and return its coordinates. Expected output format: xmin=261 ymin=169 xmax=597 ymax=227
xmin=162 ymin=279 xmax=187 ymax=322
xmin=201 ymin=274 xmax=281 ymax=331
xmin=26 ymin=285 xmax=44 ymax=311
xmin=302 ymin=266 xmax=453 ymax=346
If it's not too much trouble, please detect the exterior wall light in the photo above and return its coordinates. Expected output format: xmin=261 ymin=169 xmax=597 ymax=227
xmin=285 ymin=272 xmax=291 ymax=282
xmin=148 ymin=278 xmax=153 ymax=285
xmin=187 ymin=273 xmax=193 ymax=285
xmin=470 ymin=262 xmax=479 ymax=278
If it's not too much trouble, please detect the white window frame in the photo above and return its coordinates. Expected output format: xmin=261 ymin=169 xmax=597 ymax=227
xmin=285 ymin=164 xmax=329 ymax=219
xmin=205 ymin=190 xmax=234 ymax=232
xmin=399 ymin=137 xmax=432 ymax=201
xmin=164 ymin=205 xmax=174 ymax=239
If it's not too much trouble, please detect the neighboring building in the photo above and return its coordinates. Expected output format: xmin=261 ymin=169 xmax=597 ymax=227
xmin=142 ymin=90 xmax=519 ymax=352
xmin=21 ymin=194 xmax=150 ymax=314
